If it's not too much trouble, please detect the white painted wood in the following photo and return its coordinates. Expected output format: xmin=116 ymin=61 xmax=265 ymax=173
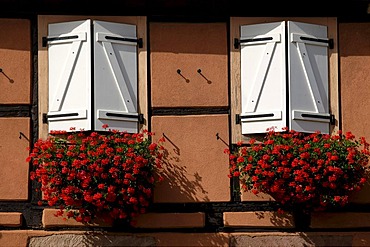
xmin=240 ymin=111 xmax=282 ymax=122
xmin=288 ymin=21 xmax=330 ymax=133
xmin=240 ymin=22 xmax=286 ymax=134
xmin=93 ymin=20 xmax=139 ymax=132
xmin=47 ymin=19 xmax=92 ymax=132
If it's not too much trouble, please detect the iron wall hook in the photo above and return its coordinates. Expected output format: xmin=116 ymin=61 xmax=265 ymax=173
xmin=177 ymin=69 xmax=190 ymax=83
xmin=197 ymin=69 xmax=212 ymax=84
xmin=0 ymin=68 xmax=14 ymax=83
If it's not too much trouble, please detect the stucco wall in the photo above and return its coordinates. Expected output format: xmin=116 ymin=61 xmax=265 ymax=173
xmin=339 ymin=22 xmax=370 ymax=204
xmin=0 ymin=19 xmax=31 ymax=201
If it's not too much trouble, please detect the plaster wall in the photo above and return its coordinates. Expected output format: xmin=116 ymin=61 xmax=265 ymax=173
xmin=150 ymin=22 xmax=228 ymax=107
xmin=339 ymin=23 xmax=370 ymax=204
xmin=0 ymin=19 xmax=31 ymax=104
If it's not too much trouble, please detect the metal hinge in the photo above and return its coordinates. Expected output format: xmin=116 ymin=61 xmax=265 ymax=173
xmin=42 ymin=35 xmax=79 ymax=47
xmin=235 ymin=37 xmax=334 ymax=49
xmin=104 ymin=36 xmax=143 ymax=48
xmin=42 ymin=36 xmax=143 ymax=48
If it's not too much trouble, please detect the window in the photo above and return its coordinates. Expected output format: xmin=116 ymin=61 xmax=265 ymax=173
xmin=39 ymin=17 xmax=147 ymax=134
xmin=230 ymin=18 xmax=339 ymax=143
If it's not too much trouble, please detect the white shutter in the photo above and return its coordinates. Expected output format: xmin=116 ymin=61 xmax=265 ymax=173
xmin=240 ymin=22 xmax=287 ymax=134
xmin=46 ymin=19 xmax=92 ymax=132
xmin=93 ymin=21 xmax=139 ymax=132
xmin=287 ymin=21 xmax=330 ymax=134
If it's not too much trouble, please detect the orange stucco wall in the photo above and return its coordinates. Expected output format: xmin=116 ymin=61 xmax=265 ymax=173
xmin=151 ymin=115 xmax=230 ymax=202
xmin=340 ymin=23 xmax=370 ymax=138
xmin=150 ymin=22 xmax=228 ymax=107
xmin=0 ymin=19 xmax=31 ymax=104
xmin=339 ymin=22 xmax=370 ymax=204
xmin=0 ymin=19 xmax=31 ymax=201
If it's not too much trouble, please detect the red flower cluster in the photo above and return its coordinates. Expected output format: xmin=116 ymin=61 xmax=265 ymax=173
xmin=28 ymin=126 xmax=165 ymax=224
xmin=228 ymin=128 xmax=370 ymax=212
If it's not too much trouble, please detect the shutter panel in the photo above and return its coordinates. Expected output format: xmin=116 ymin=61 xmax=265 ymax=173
xmin=287 ymin=21 xmax=330 ymax=134
xmin=240 ymin=22 xmax=287 ymax=134
xmin=46 ymin=19 xmax=92 ymax=132
xmin=93 ymin=21 xmax=139 ymax=132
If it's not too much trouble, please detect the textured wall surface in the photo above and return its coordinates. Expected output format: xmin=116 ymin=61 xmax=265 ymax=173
xmin=339 ymin=23 xmax=370 ymax=204
xmin=150 ymin=22 xmax=228 ymax=107
xmin=0 ymin=19 xmax=31 ymax=104
xmin=151 ymin=115 xmax=230 ymax=202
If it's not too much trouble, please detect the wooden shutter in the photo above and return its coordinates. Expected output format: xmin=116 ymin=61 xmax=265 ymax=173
xmin=93 ymin=20 xmax=139 ymax=132
xmin=240 ymin=22 xmax=287 ymax=134
xmin=46 ymin=19 xmax=92 ymax=132
xmin=287 ymin=21 xmax=330 ymax=134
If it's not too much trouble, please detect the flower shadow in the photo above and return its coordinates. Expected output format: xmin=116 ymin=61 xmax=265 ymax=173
xmin=153 ymin=134 xmax=210 ymax=203
xmin=254 ymin=211 xmax=295 ymax=228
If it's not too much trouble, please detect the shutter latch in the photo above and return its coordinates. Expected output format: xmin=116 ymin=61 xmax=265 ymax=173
xmin=235 ymin=114 xmax=241 ymax=125
xmin=328 ymin=39 xmax=334 ymax=49
xmin=42 ymin=113 xmax=48 ymax=124
xmin=234 ymin=38 xmax=240 ymax=49
xmin=330 ymin=114 xmax=335 ymax=125
xmin=138 ymin=113 xmax=144 ymax=124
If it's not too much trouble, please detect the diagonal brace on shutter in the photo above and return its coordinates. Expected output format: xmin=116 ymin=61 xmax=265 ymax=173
xmin=99 ymin=40 xmax=137 ymax=113
xmin=243 ymin=36 xmax=279 ymax=113
xmin=292 ymin=34 xmax=326 ymax=113
xmin=50 ymin=38 xmax=84 ymax=112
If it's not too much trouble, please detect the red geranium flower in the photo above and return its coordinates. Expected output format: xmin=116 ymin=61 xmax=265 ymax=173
xmin=227 ymin=128 xmax=370 ymax=212
xmin=27 ymin=125 xmax=166 ymax=224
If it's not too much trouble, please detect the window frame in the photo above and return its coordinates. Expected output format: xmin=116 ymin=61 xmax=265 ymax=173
xmin=230 ymin=17 xmax=339 ymax=143
xmin=37 ymin=15 xmax=148 ymax=138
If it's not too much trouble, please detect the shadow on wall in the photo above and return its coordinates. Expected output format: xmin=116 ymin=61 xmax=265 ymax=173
xmin=254 ymin=211 xmax=295 ymax=228
xmin=154 ymin=133 xmax=210 ymax=203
